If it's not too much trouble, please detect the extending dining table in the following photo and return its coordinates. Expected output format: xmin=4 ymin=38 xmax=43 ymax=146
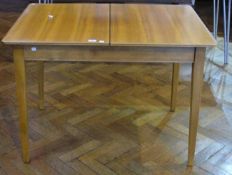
xmin=2 ymin=3 xmax=216 ymax=166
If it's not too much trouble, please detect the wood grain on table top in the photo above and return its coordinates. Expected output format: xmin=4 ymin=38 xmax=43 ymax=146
xmin=111 ymin=4 xmax=216 ymax=47
xmin=2 ymin=3 xmax=216 ymax=47
xmin=2 ymin=3 xmax=110 ymax=45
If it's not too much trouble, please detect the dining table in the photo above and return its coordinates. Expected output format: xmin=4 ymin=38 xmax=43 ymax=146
xmin=2 ymin=3 xmax=216 ymax=166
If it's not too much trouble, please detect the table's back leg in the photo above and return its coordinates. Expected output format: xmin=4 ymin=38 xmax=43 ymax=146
xmin=38 ymin=62 xmax=44 ymax=110
xmin=170 ymin=63 xmax=180 ymax=112
xmin=14 ymin=48 xmax=30 ymax=163
xmin=188 ymin=48 xmax=205 ymax=166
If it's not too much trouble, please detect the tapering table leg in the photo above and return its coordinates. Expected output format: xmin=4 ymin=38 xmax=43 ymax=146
xmin=38 ymin=62 xmax=44 ymax=110
xmin=14 ymin=48 xmax=30 ymax=163
xmin=170 ymin=63 xmax=179 ymax=112
xmin=188 ymin=48 xmax=205 ymax=167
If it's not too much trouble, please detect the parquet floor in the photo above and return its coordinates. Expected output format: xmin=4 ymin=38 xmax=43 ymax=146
xmin=1 ymin=1 xmax=232 ymax=175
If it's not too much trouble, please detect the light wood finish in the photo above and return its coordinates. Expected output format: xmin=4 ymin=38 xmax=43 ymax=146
xmin=1 ymin=3 xmax=231 ymax=174
xmin=24 ymin=46 xmax=195 ymax=63
xmin=2 ymin=3 xmax=216 ymax=166
xmin=188 ymin=48 xmax=206 ymax=167
xmin=38 ymin=62 xmax=44 ymax=109
xmin=2 ymin=4 xmax=109 ymax=45
xmin=111 ymin=4 xmax=216 ymax=47
xmin=13 ymin=48 xmax=30 ymax=163
xmin=170 ymin=63 xmax=180 ymax=112
xmin=2 ymin=4 xmax=216 ymax=47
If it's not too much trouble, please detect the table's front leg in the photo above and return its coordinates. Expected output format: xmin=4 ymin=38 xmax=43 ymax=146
xmin=188 ymin=48 xmax=205 ymax=166
xmin=14 ymin=48 xmax=30 ymax=163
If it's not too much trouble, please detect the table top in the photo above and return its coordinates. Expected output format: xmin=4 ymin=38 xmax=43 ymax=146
xmin=111 ymin=4 xmax=216 ymax=47
xmin=2 ymin=3 xmax=216 ymax=47
xmin=2 ymin=4 xmax=110 ymax=46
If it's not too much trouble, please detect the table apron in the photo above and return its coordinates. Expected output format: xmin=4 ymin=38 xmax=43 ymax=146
xmin=24 ymin=46 xmax=195 ymax=63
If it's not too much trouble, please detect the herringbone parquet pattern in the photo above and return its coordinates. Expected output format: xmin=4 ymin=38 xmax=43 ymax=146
xmin=1 ymin=1 xmax=232 ymax=175
xmin=1 ymin=60 xmax=232 ymax=175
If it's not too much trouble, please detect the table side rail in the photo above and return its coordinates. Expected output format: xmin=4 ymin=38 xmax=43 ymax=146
xmin=24 ymin=46 xmax=195 ymax=63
